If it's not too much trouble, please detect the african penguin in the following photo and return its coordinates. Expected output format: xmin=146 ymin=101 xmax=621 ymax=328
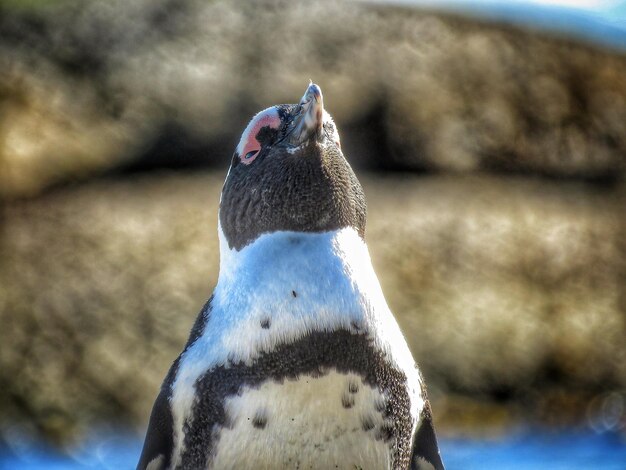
xmin=137 ymin=83 xmax=445 ymax=470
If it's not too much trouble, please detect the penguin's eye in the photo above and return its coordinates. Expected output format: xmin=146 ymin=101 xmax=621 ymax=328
xmin=244 ymin=150 xmax=258 ymax=160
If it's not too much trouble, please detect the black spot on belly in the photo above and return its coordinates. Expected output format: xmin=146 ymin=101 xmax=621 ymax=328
xmin=223 ymin=411 xmax=235 ymax=430
xmin=376 ymin=423 xmax=395 ymax=442
xmin=288 ymin=236 xmax=303 ymax=245
xmin=309 ymin=366 xmax=325 ymax=378
xmin=260 ymin=317 xmax=271 ymax=329
xmin=341 ymin=392 xmax=355 ymax=409
xmin=375 ymin=397 xmax=387 ymax=414
xmin=348 ymin=381 xmax=359 ymax=394
xmin=362 ymin=415 xmax=375 ymax=431
xmin=252 ymin=410 xmax=267 ymax=429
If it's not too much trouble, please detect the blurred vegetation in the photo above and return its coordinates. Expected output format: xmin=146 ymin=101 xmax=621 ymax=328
xmin=0 ymin=0 xmax=625 ymax=446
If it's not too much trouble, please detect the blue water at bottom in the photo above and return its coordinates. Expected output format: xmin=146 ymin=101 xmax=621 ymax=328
xmin=0 ymin=430 xmax=624 ymax=469
xmin=440 ymin=431 xmax=626 ymax=470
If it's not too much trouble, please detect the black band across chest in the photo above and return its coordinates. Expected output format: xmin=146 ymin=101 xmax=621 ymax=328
xmin=178 ymin=329 xmax=414 ymax=469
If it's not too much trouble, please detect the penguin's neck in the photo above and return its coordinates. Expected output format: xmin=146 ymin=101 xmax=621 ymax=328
xmin=218 ymin=224 xmax=376 ymax=295
xmin=203 ymin=225 xmax=390 ymax=364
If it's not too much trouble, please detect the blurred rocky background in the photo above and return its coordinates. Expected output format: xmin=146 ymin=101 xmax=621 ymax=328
xmin=0 ymin=0 xmax=625 ymax=449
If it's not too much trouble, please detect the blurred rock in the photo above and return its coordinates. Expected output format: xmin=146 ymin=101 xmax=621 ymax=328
xmin=0 ymin=172 xmax=624 ymax=442
xmin=0 ymin=52 xmax=147 ymax=199
xmin=1 ymin=0 xmax=626 ymax=199
xmin=0 ymin=173 xmax=222 ymax=442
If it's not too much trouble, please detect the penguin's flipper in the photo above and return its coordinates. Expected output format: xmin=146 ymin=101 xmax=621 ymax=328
xmin=137 ymin=299 xmax=212 ymax=470
xmin=411 ymin=401 xmax=445 ymax=470
xmin=136 ymin=383 xmax=174 ymax=470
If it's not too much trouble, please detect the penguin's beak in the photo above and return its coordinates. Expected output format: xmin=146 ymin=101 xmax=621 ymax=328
xmin=285 ymin=82 xmax=324 ymax=147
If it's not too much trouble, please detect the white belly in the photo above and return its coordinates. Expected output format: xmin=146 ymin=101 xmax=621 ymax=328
xmin=209 ymin=371 xmax=393 ymax=469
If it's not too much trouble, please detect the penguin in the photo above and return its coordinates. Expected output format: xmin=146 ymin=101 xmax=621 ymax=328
xmin=137 ymin=83 xmax=445 ymax=470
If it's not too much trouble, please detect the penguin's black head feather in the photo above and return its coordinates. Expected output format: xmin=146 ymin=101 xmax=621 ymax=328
xmin=220 ymin=83 xmax=366 ymax=251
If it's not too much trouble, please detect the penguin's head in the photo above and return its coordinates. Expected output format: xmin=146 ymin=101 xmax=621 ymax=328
xmin=219 ymin=83 xmax=366 ymax=250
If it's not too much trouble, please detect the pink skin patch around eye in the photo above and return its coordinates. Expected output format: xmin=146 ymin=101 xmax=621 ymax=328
xmin=236 ymin=107 xmax=282 ymax=165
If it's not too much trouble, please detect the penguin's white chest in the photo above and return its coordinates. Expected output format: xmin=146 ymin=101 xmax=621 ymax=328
xmin=210 ymin=371 xmax=392 ymax=469
xmin=169 ymin=228 xmax=424 ymax=469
